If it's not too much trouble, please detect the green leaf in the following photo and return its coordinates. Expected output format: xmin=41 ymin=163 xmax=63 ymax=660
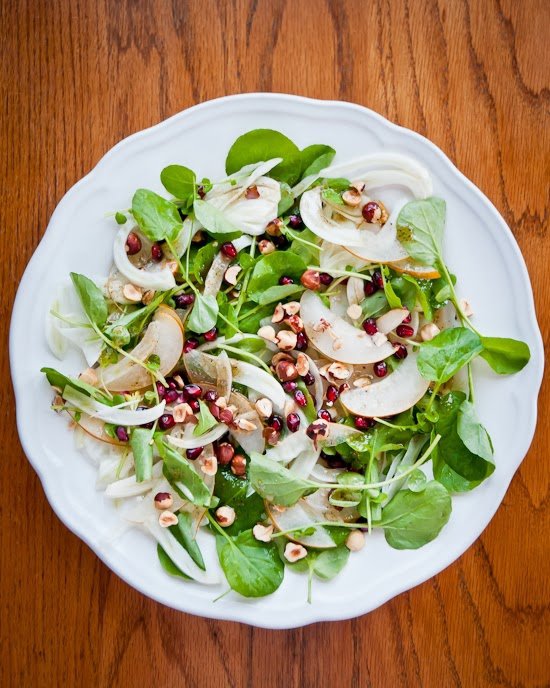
xmin=192 ymin=242 xmax=218 ymax=284
xmin=324 ymin=177 xmax=350 ymax=192
xmin=248 ymin=453 xmax=318 ymax=506
xmin=225 ymin=129 xmax=302 ymax=185
xmin=193 ymin=400 xmax=219 ymax=436
xmin=277 ymin=182 xmax=294 ymax=215
xmin=157 ymin=544 xmax=192 ymax=580
xmin=41 ymin=367 xmax=110 ymax=404
xmin=375 ymin=481 xmax=452 ymax=549
xmin=130 ymin=428 xmax=153 ymax=482
xmin=158 ymin=439 xmax=212 ymax=507
xmin=311 ymin=545 xmax=350 ymax=580
xmin=247 ymin=251 xmax=307 ymax=303
xmin=257 ymin=284 xmax=304 ymax=306
xmin=238 ymin=303 xmax=274 ymax=333
xmin=193 ymin=199 xmax=241 ymax=241
xmin=480 ymin=336 xmax=530 ymax=374
xmin=131 ymin=189 xmax=182 ymax=242
xmin=457 ymin=400 xmax=493 ymax=462
xmin=401 ymin=275 xmax=433 ymax=321
xmin=115 ymin=211 xmax=127 ymax=224
xmin=70 ymin=272 xmax=108 ymax=328
xmin=169 ymin=511 xmax=205 ymax=570
xmin=396 ymin=197 xmax=446 ymax=268
xmin=383 ymin=276 xmax=402 ymax=309
xmin=321 ymin=188 xmax=343 ymax=205
xmin=362 ymin=291 xmax=389 ymax=318
xmin=417 ymin=327 xmax=483 ymax=383
xmin=214 ymin=467 xmax=266 ymax=535
xmin=216 ymin=529 xmax=284 ymax=597
xmin=300 ymin=144 xmax=336 ymax=178
xmin=160 ymin=164 xmax=196 ymax=204
xmin=187 ymin=293 xmax=219 ymax=334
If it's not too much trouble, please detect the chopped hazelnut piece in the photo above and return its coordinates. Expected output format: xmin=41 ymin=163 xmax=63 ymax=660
xmin=346 ymin=530 xmax=366 ymax=552
xmin=346 ymin=303 xmax=363 ymax=320
xmin=420 ymin=323 xmax=440 ymax=342
xmin=158 ymin=511 xmax=179 ymax=528
xmin=215 ymin=505 xmax=236 ymax=527
xmin=255 ymin=398 xmax=273 ymax=419
xmin=122 ymin=283 xmax=143 ymax=303
xmin=276 ymin=330 xmax=298 ymax=351
xmin=224 ymin=264 xmax=242 ymax=286
xmin=142 ymin=289 xmax=156 ymax=305
xmin=200 ymin=454 xmax=218 ymax=476
xmin=253 ymin=524 xmax=274 ymax=542
xmin=272 ymin=303 xmax=285 ymax=323
xmin=295 ymin=353 xmax=310 ymax=376
xmin=154 ymin=492 xmax=173 ymax=510
xmin=79 ymin=367 xmax=98 ymax=386
xmin=258 ymin=239 xmax=276 ymax=255
xmin=258 ymin=325 xmax=278 ymax=343
xmin=172 ymin=402 xmax=194 ymax=424
xmin=459 ymin=298 xmax=474 ymax=317
xmin=283 ymin=301 xmax=300 ymax=316
xmin=284 ymin=542 xmax=308 ymax=562
xmin=342 ymin=188 xmax=362 ymax=207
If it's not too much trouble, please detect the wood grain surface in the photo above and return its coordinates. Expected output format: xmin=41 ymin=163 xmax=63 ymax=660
xmin=1 ymin=1 xmax=549 ymax=686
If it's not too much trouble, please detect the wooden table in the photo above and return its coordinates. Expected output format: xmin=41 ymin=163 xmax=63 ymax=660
xmin=2 ymin=1 xmax=548 ymax=685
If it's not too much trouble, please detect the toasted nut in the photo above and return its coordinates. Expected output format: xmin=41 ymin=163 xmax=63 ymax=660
xmin=285 ymin=315 xmax=304 ymax=333
xmin=255 ymin=398 xmax=273 ymax=419
xmin=420 ymin=323 xmax=440 ymax=342
xmin=253 ymin=524 xmax=274 ymax=542
xmin=200 ymin=454 xmax=218 ymax=476
xmin=233 ymin=417 xmax=256 ymax=433
xmin=159 ymin=511 xmax=179 ymax=528
xmin=154 ymin=492 xmax=173 ymax=510
xmin=313 ymin=318 xmax=331 ymax=333
xmin=216 ymin=442 xmax=235 ymax=465
xmin=224 ymin=264 xmax=242 ymax=286
xmin=283 ymin=301 xmax=300 ymax=316
xmin=372 ymin=332 xmax=388 ymax=347
xmin=306 ymin=419 xmax=329 ymax=441
xmin=142 ymin=289 xmax=156 ymax=305
xmin=258 ymin=239 xmax=276 ymax=255
xmin=271 ymin=352 xmax=294 ymax=367
xmin=342 ymin=188 xmax=362 ymax=207
xmin=215 ymin=396 xmax=228 ymax=409
xmin=79 ymin=367 xmax=98 ymax=386
xmin=263 ymin=427 xmax=281 ymax=446
xmin=326 ymin=361 xmax=352 ymax=380
xmin=295 ymin=352 xmax=310 ymax=376
xmin=258 ymin=325 xmax=278 ymax=343
xmin=173 ymin=374 xmax=184 ymax=389
xmin=362 ymin=200 xmax=389 ymax=224
xmin=350 ymin=180 xmax=366 ymax=193
xmin=276 ymin=330 xmax=298 ymax=351
xmin=346 ymin=303 xmax=363 ymax=320
xmin=272 ymin=303 xmax=285 ymax=323
xmin=265 ymin=218 xmax=283 ymax=236
xmin=192 ymin=230 xmax=205 ymax=243
xmin=172 ymin=402 xmax=194 ymax=424
xmin=300 ymin=269 xmax=321 ymax=291
xmin=346 ymin=530 xmax=366 ymax=552
xmin=353 ymin=376 xmax=372 ymax=389
xmin=122 ymin=283 xmax=143 ymax=302
xmin=245 ymin=185 xmax=260 ymax=199
xmin=284 ymin=542 xmax=308 ymax=562
xmin=230 ymin=454 xmax=247 ymax=477
xmin=275 ymin=359 xmax=299 ymax=381
xmin=216 ymin=505 xmax=236 ymax=527
xmin=219 ymin=407 xmax=234 ymax=425
xmin=459 ymin=298 xmax=474 ymax=317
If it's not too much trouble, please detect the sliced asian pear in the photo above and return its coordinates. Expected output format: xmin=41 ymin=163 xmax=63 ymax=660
xmin=340 ymin=349 xmax=429 ymax=417
xmin=300 ymin=290 xmax=395 ymax=365
xmin=376 ymin=308 xmax=409 ymax=335
xmin=67 ymin=410 xmax=123 ymax=446
xmin=266 ymin=500 xmax=337 ymax=549
xmin=100 ymin=305 xmax=183 ymax=392
xmin=388 ymin=257 xmax=441 ymax=279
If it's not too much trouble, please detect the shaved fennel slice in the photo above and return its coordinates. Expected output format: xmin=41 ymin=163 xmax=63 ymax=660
xmin=216 ymin=351 xmax=232 ymax=399
xmin=105 ymin=461 xmax=164 ymax=498
xmin=310 ymin=463 xmax=345 ymax=483
xmin=267 ymin=500 xmax=336 ymax=549
xmin=170 ymin=217 xmax=196 ymax=257
xmin=113 ymin=225 xmax=176 ymax=290
xmin=319 ymin=241 xmax=368 ymax=271
xmin=167 ymin=423 xmax=228 ymax=449
xmin=346 ymin=276 xmax=365 ymax=307
xmin=289 ymin=448 xmax=321 ymax=479
xmin=204 ymin=252 xmax=231 ymax=297
xmin=63 ymin=387 xmax=166 ymax=425
xmin=232 ymin=235 xmax=253 ymax=252
xmin=383 ymin=435 xmax=428 ymax=501
xmin=264 ymin=431 xmax=313 ymax=464
xmin=318 ymin=423 xmax=362 ymax=447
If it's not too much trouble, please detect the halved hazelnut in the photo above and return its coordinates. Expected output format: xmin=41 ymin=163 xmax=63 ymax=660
xmin=272 ymin=303 xmax=285 ymax=323
xmin=154 ymin=492 xmax=173 ymax=510
xmin=284 ymin=542 xmax=308 ymax=562
xmin=255 ymin=398 xmax=273 ymax=419
xmin=258 ymin=239 xmax=276 ymax=255
xmin=300 ymin=269 xmax=321 ymax=291
xmin=215 ymin=505 xmax=236 ymax=527
xmin=253 ymin=524 xmax=274 ymax=542
xmin=342 ymin=188 xmax=362 ymax=207
xmin=158 ymin=510 xmax=179 ymax=527
xmin=275 ymin=359 xmax=298 ymax=381
xmin=295 ymin=353 xmax=310 ymax=376
xmin=285 ymin=315 xmax=303 ymax=333
xmin=224 ymin=264 xmax=242 ymax=286
xmin=258 ymin=325 xmax=278 ymax=343
xmin=122 ymin=284 xmax=143 ymax=303
xmin=283 ymin=301 xmax=300 ymax=316
xmin=276 ymin=330 xmax=298 ymax=351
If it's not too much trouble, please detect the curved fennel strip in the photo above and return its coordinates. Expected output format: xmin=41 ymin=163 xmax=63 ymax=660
xmin=113 ymin=224 xmax=176 ymax=290
xmin=63 ymin=387 xmax=167 ymax=425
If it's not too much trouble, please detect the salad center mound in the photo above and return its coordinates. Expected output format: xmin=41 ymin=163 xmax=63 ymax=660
xmin=42 ymin=129 xmax=530 ymax=601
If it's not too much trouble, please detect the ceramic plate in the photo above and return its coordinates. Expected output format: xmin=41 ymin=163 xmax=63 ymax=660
xmin=10 ymin=94 xmax=543 ymax=628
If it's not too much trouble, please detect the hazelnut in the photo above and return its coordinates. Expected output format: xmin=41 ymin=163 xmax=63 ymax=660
xmin=283 ymin=301 xmax=300 ymax=316
xmin=350 ymin=180 xmax=366 ymax=193
xmin=142 ymin=289 xmax=156 ymax=305
xmin=258 ymin=239 xmax=276 ymax=255
xmin=295 ymin=352 xmax=310 ymax=376
xmin=459 ymin=298 xmax=474 ymax=317
xmin=158 ymin=510 xmax=179 ymax=528
xmin=200 ymin=454 xmax=218 ymax=476
xmin=219 ymin=407 xmax=234 ymax=425
xmin=263 ymin=427 xmax=281 ymax=446
xmin=265 ymin=218 xmax=283 ymax=236
xmin=253 ymin=524 xmax=274 ymax=542
xmin=276 ymin=330 xmax=298 ymax=351
xmin=362 ymin=200 xmax=389 ymax=224
xmin=192 ymin=230 xmax=205 ymax=243
xmin=258 ymin=325 xmax=278 ymax=343
xmin=173 ymin=374 xmax=184 ymax=389
xmin=122 ymin=283 xmax=143 ymax=303
xmin=271 ymin=352 xmax=294 ymax=366
xmin=255 ymin=398 xmax=273 ymax=419
xmin=420 ymin=323 xmax=440 ymax=342
xmin=285 ymin=314 xmax=304 ymax=333
xmin=275 ymin=359 xmax=299 ymax=382
xmin=216 ymin=442 xmax=235 ymax=465
xmin=79 ymin=367 xmax=98 ymax=386
xmin=224 ymin=264 xmax=242 ymax=286
xmin=154 ymin=492 xmax=174 ymax=510
xmin=233 ymin=417 xmax=256 ymax=433
xmin=272 ymin=303 xmax=285 ymax=323
xmin=306 ymin=419 xmax=329 ymax=441
xmin=216 ymin=505 xmax=236 ymax=527
xmin=326 ymin=361 xmax=352 ymax=380
xmin=284 ymin=542 xmax=308 ymax=562
xmin=346 ymin=304 xmax=363 ymax=320
xmin=300 ymin=269 xmax=321 ymax=291
xmin=172 ymin=402 xmax=194 ymax=424
xmin=230 ymin=454 xmax=247 ymax=477
xmin=342 ymin=188 xmax=362 ymax=207
xmin=245 ymin=185 xmax=260 ymax=199
xmin=346 ymin=530 xmax=366 ymax=552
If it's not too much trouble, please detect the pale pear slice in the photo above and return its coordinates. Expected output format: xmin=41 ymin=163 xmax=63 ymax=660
xmin=388 ymin=257 xmax=441 ymax=279
xmin=266 ymin=500 xmax=337 ymax=549
xmin=100 ymin=305 xmax=183 ymax=392
xmin=376 ymin=308 xmax=409 ymax=335
xmin=301 ymin=291 xmax=395 ymax=364
xmin=68 ymin=411 xmax=123 ymax=445
xmin=340 ymin=349 xmax=429 ymax=417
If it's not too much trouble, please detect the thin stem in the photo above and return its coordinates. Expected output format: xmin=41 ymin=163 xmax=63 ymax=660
xmin=215 ymin=344 xmax=272 ymax=373
xmin=468 ymin=363 xmax=475 ymax=403
xmin=284 ymin=228 xmax=321 ymax=251
xmin=440 ymin=262 xmax=481 ymax=336
xmin=308 ymin=267 xmax=372 ymax=282
xmin=217 ymin=311 xmax=241 ymax=334
xmin=425 ymin=383 xmax=441 ymax=414
xmin=166 ymin=237 xmax=199 ymax=296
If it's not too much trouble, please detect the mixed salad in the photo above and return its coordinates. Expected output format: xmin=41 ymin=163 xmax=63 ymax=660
xmin=43 ymin=129 xmax=531 ymax=600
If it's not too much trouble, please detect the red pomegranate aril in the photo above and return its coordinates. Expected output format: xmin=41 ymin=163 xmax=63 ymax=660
xmin=219 ymin=408 xmax=234 ymax=424
xmin=338 ymin=383 xmax=350 ymax=394
xmin=158 ymin=414 xmax=175 ymax=431
xmin=279 ymin=275 xmax=294 ymax=285
xmin=354 ymin=416 xmax=375 ymax=430
xmin=294 ymin=389 xmax=307 ymax=407
xmin=209 ymin=402 xmax=221 ymax=420
xmin=183 ymin=338 xmax=199 ymax=353
xmin=288 ymin=214 xmax=303 ymax=229
xmin=286 ymin=413 xmax=301 ymax=432
xmin=245 ymin=185 xmax=260 ymax=199
xmin=125 ymin=232 xmax=142 ymax=255
xmin=373 ymin=361 xmax=388 ymax=378
xmin=372 ymin=270 xmax=384 ymax=290
xmin=319 ymin=272 xmax=333 ymax=286
xmin=174 ymin=292 xmax=195 ymax=308
xmin=115 ymin=426 xmax=129 ymax=442
xmin=183 ymin=384 xmax=202 ymax=399
xmin=326 ymin=385 xmax=339 ymax=404
xmin=186 ymin=446 xmax=204 ymax=460
xmin=165 ymin=389 xmax=179 ymax=404
xmin=156 ymin=381 xmax=167 ymax=399
xmin=364 ymin=280 xmax=377 ymax=296
xmin=295 ymin=332 xmax=308 ymax=351
xmin=221 ymin=242 xmax=237 ymax=258
xmin=269 ymin=414 xmax=284 ymax=432
xmin=282 ymin=380 xmax=297 ymax=393
xmin=394 ymin=343 xmax=408 ymax=360
xmin=197 ymin=185 xmax=206 ymax=199
xmin=362 ymin=201 xmax=382 ymax=224
xmin=302 ymin=372 xmax=315 ymax=386
xmin=188 ymin=399 xmax=200 ymax=413
xmin=362 ymin=317 xmax=378 ymax=335
xmin=396 ymin=324 xmax=414 ymax=338
xmin=176 ymin=392 xmax=186 ymax=404
xmin=402 ymin=311 xmax=412 ymax=324
xmin=203 ymin=390 xmax=218 ymax=403
xmin=203 ymin=327 xmax=218 ymax=342
xmin=151 ymin=243 xmax=163 ymax=261
xmin=318 ymin=409 xmax=331 ymax=422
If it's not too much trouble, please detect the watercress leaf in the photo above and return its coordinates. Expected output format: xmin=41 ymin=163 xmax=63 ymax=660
xmin=238 ymin=252 xmax=256 ymax=270
xmin=396 ymin=197 xmax=446 ymax=268
xmin=457 ymin=400 xmax=494 ymax=462
xmin=362 ymin=291 xmax=389 ymax=318
xmin=311 ymin=545 xmax=350 ymax=580
xmin=70 ymin=272 xmax=108 ymax=328
xmin=160 ymin=164 xmax=196 ymax=202
xmin=324 ymin=177 xmax=350 ymax=192
xmin=158 ymin=439 xmax=212 ymax=507
xmin=438 ymin=425 xmax=495 ymax=482
xmin=130 ymin=428 xmax=153 ymax=482
xmin=214 ymin=467 xmax=266 ymax=535
xmin=321 ymin=188 xmax=343 ymax=205
xmin=225 ymin=129 xmax=302 ymax=185
xmin=216 ymin=529 xmax=284 ymax=597
xmin=247 ymin=251 xmax=307 ymax=303
xmin=131 ymin=189 xmax=183 ymax=242
xmin=383 ymin=277 xmax=402 ymax=309
xmin=41 ymin=367 xmax=111 ymax=404
xmin=248 ymin=453 xmax=318 ymax=506
xmin=187 ymin=293 xmax=219 ymax=334
xmin=257 ymin=284 xmax=304 ymax=306
xmin=375 ymin=480 xmax=452 ymax=549
xmin=193 ymin=199 xmax=242 ymax=241
xmin=157 ymin=544 xmax=192 ymax=580
xmin=479 ymin=336 xmax=530 ymax=374
xmin=300 ymin=144 xmax=336 ymax=178
xmin=169 ymin=510 xmax=205 ymax=570
xmin=432 ymin=444 xmax=483 ymax=493
xmin=115 ymin=212 xmax=127 ymax=224
xmin=192 ymin=242 xmax=218 ymax=284
xmin=417 ymin=327 xmax=483 ymax=383
xmin=288 ymin=228 xmax=320 ymax=265
xmin=238 ymin=302 xmax=274 ymax=333
xmin=193 ymin=400 xmax=219 ymax=436
xmin=401 ymin=275 xmax=433 ymax=321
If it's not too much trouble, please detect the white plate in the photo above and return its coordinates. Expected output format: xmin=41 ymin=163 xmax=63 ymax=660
xmin=10 ymin=94 xmax=544 ymax=629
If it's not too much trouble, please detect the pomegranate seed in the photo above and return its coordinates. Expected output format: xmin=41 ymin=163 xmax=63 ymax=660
xmin=219 ymin=408 xmax=234 ymax=424
xmin=175 ymin=392 xmax=186 ymax=404
xmin=165 ymin=389 xmax=179 ymax=404
xmin=288 ymin=214 xmax=303 ymax=229
xmin=156 ymin=381 xmax=167 ymax=399
xmin=166 ymin=378 xmax=178 ymax=389
xmin=125 ymin=232 xmax=142 ymax=255
xmin=158 ymin=414 xmax=175 ymax=431
xmin=269 ymin=414 xmax=283 ymax=432
xmin=362 ymin=201 xmax=382 ymax=223
xmin=363 ymin=317 xmax=378 ymax=335
xmin=294 ymin=389 xmax=307 ymax=407
xmin=318 ymin=409 xmax=331 ymax=422
xmin=396 ymin=324 xmax=414 ymax=338
xmin=364 ymin=280 xmax=377 ymax=296
xmin=286 ymin=413 xmax=300 ymax=432
xmin=209 ymin=402 xmax=221 ymax=420
xmin=282 ymin=380 xmax=297 ymax=393
xmin=151 ymin=243 xmax=163 ymax=261
xmin=354 ymin=416 xmax=375 ymax=430
xmin=373 ymin=361 xmax=388 ymax=378
xmin=372 ymin=270 xmax=384 ymax=290
xmin=197 ymin=185 xmax=206 ymax=199
xmin=295 ymin=332 xmax=308 ymax=351
xmin=221 ymin=242 xmax=237 ymax=258
xmin=203 ymin=327 xmax=218 ymax=342
xmin=324 ymin=453 xmax=347 ymax=468
xmin=402 ymin=311 xmax=412 ymax=324
xmin=338 ymin=383 xmax=350 ymax=394
xmin=319 ymin=272 xmax=333 ymax=286
xmin=174 ymin=292 xmax=195 ymax=308
xmin=279 ymin=275 xmax=294 ymax=285
xmin=183 ymin=338 xmax=199 ymax=353
xmin=115 ymin=426 xmax=129 ymax=442
xmin=183 ymin=384 xmax=202 ymax=399
xmin=245 ymin=185 xmax=260 ymax=199
xmin=326 ymin=385 xmax=339 ymax=404
xmin=186 ymin=446 xmax=204 ymax=460
xmin=302 ymin=372 xmax=315 ymax=386
xmin=272 ymin=234 xmax=289 ymax=249
xmin=188 ymin=399 xmax=200 ymax=413
xmin=203 ymin=390 xmax=218 ymax=403
xmin=394 ymin=343 xmax=408 ymax=360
